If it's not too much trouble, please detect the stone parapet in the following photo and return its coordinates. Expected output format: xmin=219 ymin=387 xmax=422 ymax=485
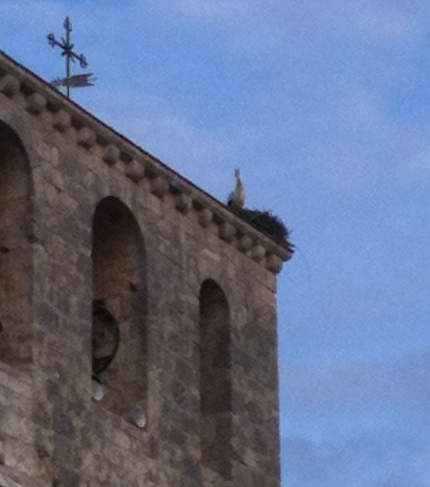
xmin=0 ymin=50 xmax=291 ymax=274
xmin=0 ymin=48 xmax=286 ymax=487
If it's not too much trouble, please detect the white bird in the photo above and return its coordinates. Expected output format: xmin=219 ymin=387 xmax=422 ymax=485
xmin=227 ymin=168 xmax=245 ymax=209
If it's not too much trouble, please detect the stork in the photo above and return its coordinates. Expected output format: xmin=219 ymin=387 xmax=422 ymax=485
xmin=227 ymin=168 xmax=245 ymax=209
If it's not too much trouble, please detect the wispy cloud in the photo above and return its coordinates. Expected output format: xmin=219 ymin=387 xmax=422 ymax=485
xmin=337 ymin=0 xmax=420 ymax=43
xmin=283 ymin=432 xmax=430 ymax=487
xmin=277 ymin=73 xmax=430 ymax=195
xmin=4 ymin=0 xmax=428 ymax=197
xmin=149 ymin=0 xmax=421 ymax=57
xmin=2 ymin=3 xmax=430 ymax=487
xmin=281 ymin=351 xmax=430 ymax=410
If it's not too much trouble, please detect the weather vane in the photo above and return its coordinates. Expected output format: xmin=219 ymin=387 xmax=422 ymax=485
xmin=47 ymin=17 xmax=95 ymax=98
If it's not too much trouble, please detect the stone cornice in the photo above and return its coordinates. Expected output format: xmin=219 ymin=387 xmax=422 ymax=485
xmin=0 ymin=50 xmax=292 ymax=274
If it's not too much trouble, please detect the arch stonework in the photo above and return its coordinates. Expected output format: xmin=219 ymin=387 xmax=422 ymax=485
xmin=0 ymin=121 xmax=34 ymax=365
xmin=0 ymin=51 xmax=290 ymax=487
xmin=199 ymin=278 xmax=232 ymax=479
xmin=91 ymin=196 xmax=147 ymax=417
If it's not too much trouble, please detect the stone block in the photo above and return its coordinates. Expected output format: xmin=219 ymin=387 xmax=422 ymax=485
xmin=125 ymin=159 xmax=145 ymax=182
xmin=219 ymin=222 xmax=235 ymax=242
xmin=150 ymin=176 xmax=169 ymax=198
xmin=0 ymin=75 xmax=20 ymax=97
xmin=266 ymin=253 xmax=283 ymax=274
xmin=251 ymin=244 xmax=266 ymax=262
xmin=175 ymin=193 xmax=191 ymax=213
xmin=0 ymin=50 xmax=288 ymax=487
xmin=26 ymin=93 xmax=46 ymax=115
xmin=103 ymin=144 xmax=120 ymax=166
xmin=198 ymin=208 xmax=213 ymax=228
xmin=238 ymin=235 xmax=253 ymax=252
xmin=53 ymin=110 xmax=72 ymax=132
xmin=77 ymin=127 xmax=96 ymax=149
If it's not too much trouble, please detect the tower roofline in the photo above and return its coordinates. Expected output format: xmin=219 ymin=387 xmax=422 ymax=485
xmin=0 ymin=49 xmax=291 ymax=273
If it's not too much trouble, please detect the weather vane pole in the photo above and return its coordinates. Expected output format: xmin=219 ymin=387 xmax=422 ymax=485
xmin=47 ymin=17 xmax=95 ymax=98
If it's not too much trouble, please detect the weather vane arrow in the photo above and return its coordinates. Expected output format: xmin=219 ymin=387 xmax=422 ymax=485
xmin=47 ymin=16 xmax=95 ymax=98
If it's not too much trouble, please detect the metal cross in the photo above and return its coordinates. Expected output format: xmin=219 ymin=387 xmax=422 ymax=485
xmin=47 ymin=17 xmax=94 ymax=98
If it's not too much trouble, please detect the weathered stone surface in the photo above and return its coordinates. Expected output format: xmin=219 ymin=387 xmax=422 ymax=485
xmin=219 ymin=222 xmax=235 ymax=242
xmin=175 ymin=193 xmax=192 ymax=213
xmin=0 ymin=467 xmax=24 ymax=487
xmin=251 ymin=244 xmax=266 ymax=262
xmin=238 ymin=235 xmax=253 ymax=252
xmin=53 ymin=110 xmax=71 ymax=132
xmin=150 ymin=175 xmax=169 ymax=197
xmin=77 ymin=127 xmax=96 ymax=149
xmin=198 ymin=208 xmax=213 ymax=228
xmin=267 ymin=253 xmax=283 ymax=274
xmin=0 ymin=75 xmax=20 ymax=97
xmin=103 ymin=144 xmax=120 ymax=166
xmin=0 ymin=50 xmax=290 ymax=487
xmin=125 ymin=159 xmax=145 ymax=182
xmin=26 ymin=93 xmax=46 ymax=115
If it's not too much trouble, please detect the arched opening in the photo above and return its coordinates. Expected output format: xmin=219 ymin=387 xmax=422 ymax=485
xmin=199 ymin=279 xmax=232 ymax=479
xmin=0 ymin=122 xmax=32 ymax=365
xmin=91 ymin=197 xmax=147 ymax=419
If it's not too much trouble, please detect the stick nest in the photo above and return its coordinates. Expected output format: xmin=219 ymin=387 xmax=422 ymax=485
xmin=231 ymin=207 xmax=294 ymax=252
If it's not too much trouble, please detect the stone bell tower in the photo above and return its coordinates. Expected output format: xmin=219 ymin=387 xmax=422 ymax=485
xmin=0 ymin=50 xmax=292 ymax=487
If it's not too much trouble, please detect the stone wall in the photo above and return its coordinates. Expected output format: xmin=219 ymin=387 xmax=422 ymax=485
xmin=0 ymin=51 xmax=290 ymax=487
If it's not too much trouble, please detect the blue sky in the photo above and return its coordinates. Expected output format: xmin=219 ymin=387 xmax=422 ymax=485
xmin=2 ymin=1 xmax=430 ymax=485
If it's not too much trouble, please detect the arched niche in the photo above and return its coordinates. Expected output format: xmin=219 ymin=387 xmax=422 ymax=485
xmin=0 ymin=121 xmax=33 ymax=366
xmin=91 ymin=196 xmax=147 ymax=419
xmin=199 ymin=279 xmax=232 ymax=479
